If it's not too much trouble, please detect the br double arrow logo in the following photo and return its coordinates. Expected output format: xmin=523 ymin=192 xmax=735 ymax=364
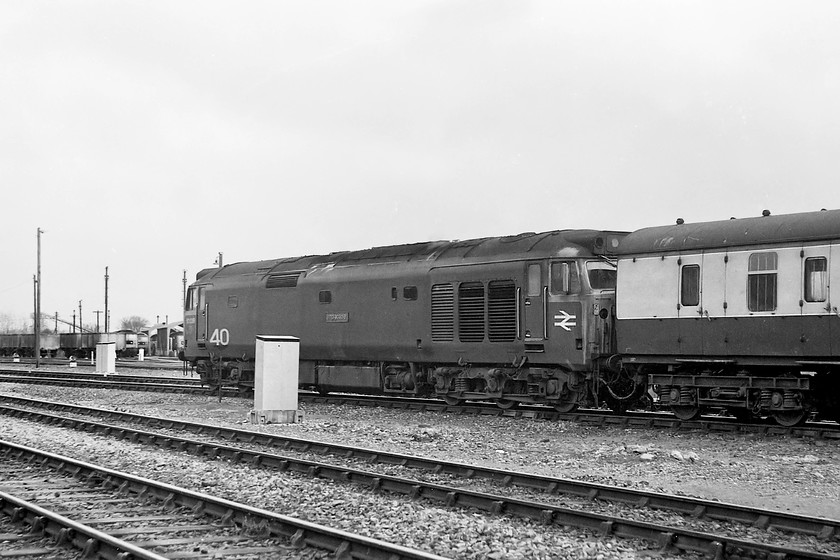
xmin=553 ymin=310 xmax=577 ymax=331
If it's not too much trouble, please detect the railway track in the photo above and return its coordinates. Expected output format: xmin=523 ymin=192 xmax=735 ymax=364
xmin=1 ymin=396 xmax=838 ymax=559
xmin=0 ymin=356 xmax=184 ymax=370
xmin=0 ymin=439 xmax=447 ymax=560
xmin=3 ymin=369 xmax=840 ymax=439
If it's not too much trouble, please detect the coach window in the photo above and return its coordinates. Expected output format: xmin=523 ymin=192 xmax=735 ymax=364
xmin=680 ymin=265 xmax=700 ymax=306
xmin=804 ymin=257 xmax=828 ymax=302
xmin=550 ymin=262 xmax=580 ymax=294
xmin=747 ymin=252 xmax=777 ymax=312
xmin=319 ymin=290 xmax=332 ymax=304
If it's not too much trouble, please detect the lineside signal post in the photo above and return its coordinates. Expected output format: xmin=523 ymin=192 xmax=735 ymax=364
xmin=249 ymin=335 xmax=302 ymax=424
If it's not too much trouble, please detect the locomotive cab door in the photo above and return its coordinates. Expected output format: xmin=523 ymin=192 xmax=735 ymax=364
xmin=524 ymin=262 xmax=546 ymax=340
xmin=196 ymin=285 xmax=208 ymax=343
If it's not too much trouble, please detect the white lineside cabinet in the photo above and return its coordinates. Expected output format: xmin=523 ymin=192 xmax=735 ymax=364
xmin=250 ymin=335 xmax=302 ymax=424
xmin=95 ymin=341 xmax=116 ymax=375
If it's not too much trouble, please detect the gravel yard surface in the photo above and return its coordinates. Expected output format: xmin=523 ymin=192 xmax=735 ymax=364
xmin=1 ymin=373 xmax=838 ymax=559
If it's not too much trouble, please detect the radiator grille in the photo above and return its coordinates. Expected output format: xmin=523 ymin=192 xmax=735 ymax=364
xmin=488 ymin=280 xmax=516 ymax=341
xmin=458 ymin=282 xmax=485 ymax=342
xmin=431 ymin=284 xmax=454 ymax=342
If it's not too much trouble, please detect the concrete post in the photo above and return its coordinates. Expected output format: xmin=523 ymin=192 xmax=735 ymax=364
xmin=249 ymin=335 xmax=301 ymax=424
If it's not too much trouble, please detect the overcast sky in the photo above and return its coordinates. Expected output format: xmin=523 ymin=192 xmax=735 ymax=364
xmin=2 ymin=1 xmax=839 ymax=331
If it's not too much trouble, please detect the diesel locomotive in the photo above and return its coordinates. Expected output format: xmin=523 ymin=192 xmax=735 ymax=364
xmin=181 ymin=208 xmax=840 ymax=425
xmin=182 ymin=230 xmax=627 ymax=412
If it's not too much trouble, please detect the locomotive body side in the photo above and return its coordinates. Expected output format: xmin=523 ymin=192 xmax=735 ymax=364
xmin=183 ymin=230 xmax=627 ymax=410
xmin=616 ymin=209 xmax=840 ymax=423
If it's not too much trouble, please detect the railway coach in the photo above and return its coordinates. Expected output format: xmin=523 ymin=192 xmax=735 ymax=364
xmin=615 ymin=208 xmax=840 ymax=425
xmin=182 ymin=229 xmax=627 ymax=411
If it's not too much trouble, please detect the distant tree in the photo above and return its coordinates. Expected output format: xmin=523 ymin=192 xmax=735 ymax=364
xmin=121 ymin=316 xmax=149 ymax=332
xmin=0 ymin=313 xmax=15 ymax=333
xmin=0 ymin=314 xmax=32 ymax=333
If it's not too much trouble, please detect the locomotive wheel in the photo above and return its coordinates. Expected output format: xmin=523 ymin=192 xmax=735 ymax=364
xmin=493 ymin=398 xmax=518 ymax=410
xmin=671 ymin=405 xmax=701 ymax=421
xmin=443 ymin=395 xmax=464 ymax=406
xmin=772 ymin=410 xmax=807 ymax=427
xmin=553 ymin=391 xmax=580 ymax=413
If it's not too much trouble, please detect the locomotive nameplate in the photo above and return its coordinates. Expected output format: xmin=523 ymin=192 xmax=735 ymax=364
xmin=326 ymin=312 xmax=349 ymax=323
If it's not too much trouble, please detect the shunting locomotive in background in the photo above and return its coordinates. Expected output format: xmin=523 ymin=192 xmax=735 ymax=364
xmin=182 ymin=230 xmax=627 ymax=412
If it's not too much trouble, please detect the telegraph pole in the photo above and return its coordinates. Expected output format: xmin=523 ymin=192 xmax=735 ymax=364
xmin=182 ymin=269 xmax=187 ymax=307
xmin=32 ymin=275 xmax=37 ymax=352
xmin=104 ymin=266 xmax=109 ymax=333
xmin=35 ymin=228 xmax=43 ymax=368
xmin=78 ymin=300 xmax=82 ymax=333
xmin=94 ymin=310 xmax=102 ymax=333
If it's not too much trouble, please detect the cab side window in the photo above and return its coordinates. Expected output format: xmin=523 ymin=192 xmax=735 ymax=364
xmin=185 ymin=287 xmax=196 ymax=311
xmin=527 ymin=264 xmax=542 ymax=296
xmin=550 ymin=262 xmax=580 ymax=294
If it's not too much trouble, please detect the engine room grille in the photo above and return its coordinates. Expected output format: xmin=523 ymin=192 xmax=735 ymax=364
xmin=431 ymin=283 xmax=454 ymax=342
xmin=458 ymin=282 xmax=485 ymax=342
xmin=266 ymin=273 xmax=300 ymax=288
xmin=488 ymin=280 xmax=516 ymax=342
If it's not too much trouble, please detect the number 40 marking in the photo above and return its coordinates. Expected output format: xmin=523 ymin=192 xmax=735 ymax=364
xmin=209 ymin=328 xmax=230 ymax=346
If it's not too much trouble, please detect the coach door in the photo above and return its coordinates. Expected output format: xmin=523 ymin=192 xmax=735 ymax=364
xmin=800 ymin=247 xmax=832 ymax=356
xmin=524 ymin=263 xmax=546 ymax=340
xmin=676 ymin=255 xmax=704 ymax=355
xmin=832 ymin=244 xmax=840 ymax=356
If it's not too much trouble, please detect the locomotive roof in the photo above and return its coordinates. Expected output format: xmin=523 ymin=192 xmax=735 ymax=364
xmin=618 ymin=208 xmax=840 ymax=255
xmin=195 ymin=229 xmax=626 ymax=281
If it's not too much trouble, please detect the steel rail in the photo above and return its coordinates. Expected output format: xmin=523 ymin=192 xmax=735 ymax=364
xmin=2 ymin=371 xmax=839 ymax=438
xmin=1 ymin=393 xmax=838 ymax=540
xmin=0 ymin=490 xmax=170 ymax=560
xmin=0 ymin=439 xmax=449 ymax=560
xmin=1 ymin=402 xmax=837 ymax=559
xmin=0 ymin=368 xmax=200 ymax=385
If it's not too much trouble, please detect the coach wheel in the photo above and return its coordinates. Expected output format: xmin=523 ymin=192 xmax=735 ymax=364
xmin=772 ymin=409 xmax=807 ymax=427
xmin=443 ymin=395 xmax=464 ymax=406
xmin=671 ymin=405 xmax=701 ymax=421
xmin=493 ymin=398 xmax=518 ymax=410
